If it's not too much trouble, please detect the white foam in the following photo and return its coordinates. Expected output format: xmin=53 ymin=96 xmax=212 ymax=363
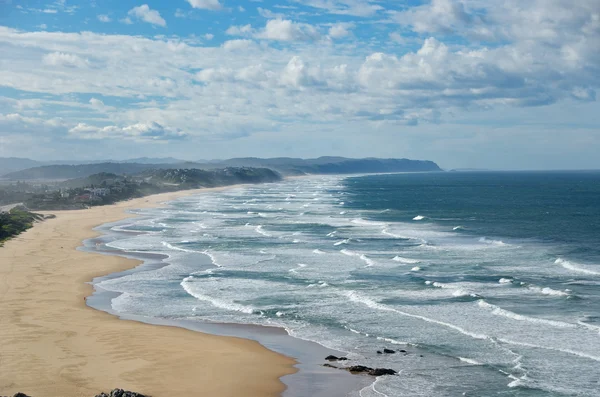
xmin=381 ymin=229 xmax=410 ymax=239
xmin=555 ymin=258 xmax=600 ymax=276
xmin=254 ymin=225 xmax=272 ymax=237
xmin=345 ymin=291 xmax=489 ymax=340
xmin=411 ymin=266 xmax=421 ymax=271
xmin=352 ymin=218 xmax=386 ymax=226
xmin=393 ymin=256 xmax=420 ymax=264
xmin=479 ymin=237 xmax=508 ymax=246
xmin=527 ymin=285 xmax=570 ymax=297
xmin=161 ymin=241 xmax=201 ymax=253
xmin=499 ymin=278 xmax=513 ymax=284
xmin=458 ymin=357 xmax=482 ymax=365
xmin=181 ymin=277 xmax=255 ymax=314
xmin=453 ymin=226 xmax=464 ymax=231
xmin=413 ymin=215 xmax=426 ymax=221
xmin=334 ymin=239 xmax=350 ymax=246
xmin=477 ymin=300 xmax=576 ymax=328
xmin=312 ymin=249 xmax=326 ymax=254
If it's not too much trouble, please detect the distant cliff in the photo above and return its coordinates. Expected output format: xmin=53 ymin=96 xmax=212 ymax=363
xmin=2 ymin=157 xmax=441 ymax=180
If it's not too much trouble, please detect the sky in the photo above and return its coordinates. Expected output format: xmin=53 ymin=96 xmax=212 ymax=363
xmin=0 ymin=0 xmax=599 ymax=170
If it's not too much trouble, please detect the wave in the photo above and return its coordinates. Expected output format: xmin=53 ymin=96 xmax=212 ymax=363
xmin=352 ymin=218 xmax=386 ymax=227
xmin=312 ymin=249 xmax=326 ymax=254
xmin=527 ymin=285 xmax=570 ymax=297
xmin=453 ymin=226 xmax=464 ymax=231
xmin=254 ymin=225 xmax=272 ymax=237
xmin=555 ymin=258 xmax=600 ymax=276
xmin=499 ymin=278 xmax=513 ymax=284
xmin=411 ymin=266 xmax=421 ymax=271
xmin=161 ymin=241 xmax=202 ymax=253
xmin=334 ymin=239 xmax=351 ymax=246
xmin=340 ymin=249 xmax=375 ymax=267
xmin=180 ymin=276 xmax=255 ymax=314
xmin=413 ymin=215 xmax=426 ymax=221
xmin=477 ymin=300 xmax=576 ymax=328
xmin=202 ymin=250 xmax=223 ymax=267
xmin=458 ymin=357 xmax=482 ymax=365
xmin=345 ymin=290 xmax=489 ymax=340
xmin=478 ymin=237 xmax=508 ymax=246
xmin=393 ymin=256 xmax=420 ymax=264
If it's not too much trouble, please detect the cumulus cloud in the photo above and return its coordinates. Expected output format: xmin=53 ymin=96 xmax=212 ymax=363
xmin=42 ymin=52 xmax=88 ymax=68
xmin=255 ymin=19 xmax=321 ymax=41
xmin=294 ymin=0 xmax=383 ymax=17
xmin=69 ymin=121 xmax=186 ymax=141
xmin=128 ymin=4 xmax=167 ymax=27
xmin=186 ymin=0 xmax=223 ymax=11
xmin=226 ymin=24 xmax=253 ymax=36
xmin=97 ymin=14 xmax=111 ymax=23
xmin=328 ymin=23 xmax=353 ymax=39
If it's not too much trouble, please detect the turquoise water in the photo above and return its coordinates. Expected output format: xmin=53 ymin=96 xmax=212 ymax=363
xmin=96 ymin=172 xmax=600 ymax=396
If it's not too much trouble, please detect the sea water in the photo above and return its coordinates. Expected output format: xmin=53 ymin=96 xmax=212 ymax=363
xmin=93 ymin=171 xmax=600 ymax=396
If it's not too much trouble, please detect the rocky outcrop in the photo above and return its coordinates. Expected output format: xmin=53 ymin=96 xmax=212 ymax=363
xmin=95 ymin=389 xmax=149 ymax=397
xmin=325 ymin=355 xmax=348 ymax=361
xmin=347 ymin=365 xmax=397 ymax=376
xmin=322 ymin=364 xmax=397 ymax=377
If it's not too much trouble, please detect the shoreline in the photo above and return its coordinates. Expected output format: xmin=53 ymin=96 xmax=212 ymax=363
xmin=83 ymin=215 xmax=369 ymax=397
xmin=0 ymin=185 xmax=298 ymax=397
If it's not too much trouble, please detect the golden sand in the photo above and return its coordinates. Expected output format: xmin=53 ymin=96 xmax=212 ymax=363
xmin=0 ymin=187 xmax=296 ymax=397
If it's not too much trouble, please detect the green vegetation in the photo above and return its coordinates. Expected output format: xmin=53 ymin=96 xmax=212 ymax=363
xmin=0 ymin=209 xmax=43 ymax=245
xmin=0 ymin=167 xmax=282 ymax=211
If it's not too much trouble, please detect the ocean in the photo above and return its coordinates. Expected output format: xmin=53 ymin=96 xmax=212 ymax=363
xmin=88 ymin=171 xmax=600 ymax=396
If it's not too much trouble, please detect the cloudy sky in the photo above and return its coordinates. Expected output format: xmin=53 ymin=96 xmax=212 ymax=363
xmin=0 ymin=0 xmax=599 ymax=169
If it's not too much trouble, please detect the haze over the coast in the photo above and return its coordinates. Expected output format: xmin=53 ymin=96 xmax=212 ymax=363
xmin=1 ymin=0 xmax=599 ymax=170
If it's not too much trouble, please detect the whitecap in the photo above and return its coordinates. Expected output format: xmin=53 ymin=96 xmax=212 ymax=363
xmin=555 ymin=258 xmax=600 ymax=276
xmin=477 ymin=300 xmax=576 ymax=328
xmin=393 ymin=256 xmax=420 ymax=264
xmin=413 ymin=215 xmax=426 ymax=221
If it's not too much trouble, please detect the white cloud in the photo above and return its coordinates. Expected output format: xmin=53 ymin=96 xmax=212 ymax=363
xmin=256 ymin=19 xmax=321 ymax=41
xmin=226 ymin=24 xmax=253 ymax=36
xmin=128 ymin=4 xmax=167 ymax=27
xmin=293 ymin=0 xmax=383 ymax=17
xmin=186 ymin=0 xmax=223 ymax=11
xmin=97 ymin=14 xmax=111 ymax=23
xmin=222 ymin=39 xmax=256 ymax=51
xmin=42 ymin=52 xmax=88 ymax=68
xmin=204 ymin=33 xmax=214 ymax=40
xmin=328 ymin=23 xmax=353 ymax=39
xmin=69 ymin=121 xmax=186 ymax=141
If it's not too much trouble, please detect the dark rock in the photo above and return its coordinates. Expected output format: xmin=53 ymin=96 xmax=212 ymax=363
xmin=14 ymin=393 xmax=32 ymax=397
xmin=95 ymin=389 xmax=149 ymax=397
xmin=348 ymin=365 xmax=373 ymax=374
xmin=370 ymin=368 xmax=398 ymax=376
xmin=323 ymin=363 xmax=338 ymax=369
xmin=399 ymin=349 xmax=407 ymax=353
xmin=383 ymin=348 xmax=396 ymax=354
xmin=376 ymin=350 xmax=382 ymax=354
xmin=325 ymin=355 xmax=348 ymax=361
xmin=347 ymin=365 xmax=397 ymax=376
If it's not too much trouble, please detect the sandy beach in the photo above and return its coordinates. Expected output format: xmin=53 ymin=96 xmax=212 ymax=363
xmin=0 ymin=187 xmax=296 ymax=397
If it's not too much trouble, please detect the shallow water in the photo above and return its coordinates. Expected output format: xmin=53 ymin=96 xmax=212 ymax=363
xmin=91 ymin=172 xmax=600 ymax=396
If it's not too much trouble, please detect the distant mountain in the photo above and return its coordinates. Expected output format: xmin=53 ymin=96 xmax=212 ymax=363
xmin=119 ymin=157 xmax=187 ymax=164
xmin=2 ymin=157 xmax=441 ymax=180
xmin=3 ymin=162 xmax=177 ymax=180
xmin=0 ymin=157 xmax=43 ymax=175
xmin=205 ymin=157 xmax=442 ymax=175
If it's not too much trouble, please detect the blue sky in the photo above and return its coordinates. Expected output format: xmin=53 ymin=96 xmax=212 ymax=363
xmin=0 ymin=0 xmax=599 ymax=169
